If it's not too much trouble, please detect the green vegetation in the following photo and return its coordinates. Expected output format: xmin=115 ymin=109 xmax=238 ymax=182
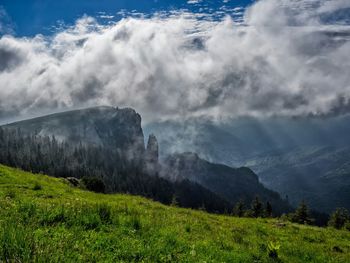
xmin=328 ymin=208 xmax=350 ymax=230
xmin=0 ymin=165 xmax=349 ymax=262
xmin=290 ymin=200 xmax=314 ymax=225
xmin=0 ymin=127 xmax=233 ymax=213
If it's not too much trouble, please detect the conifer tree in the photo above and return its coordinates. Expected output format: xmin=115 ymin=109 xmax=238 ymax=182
xmin=292 ymin=200 xmax=313 ymax=225
xmin=170 ymin=195 xmax=179 ymax=207
xmin=328 ymin=208 xmax=349 ymax=229
xmin=265 ymin=201 xmax=273 ymax=218
xmin=233 ymin=200 xmax=245 ymax=217
xmin=251 ymin=196 xmax=263 ymax=218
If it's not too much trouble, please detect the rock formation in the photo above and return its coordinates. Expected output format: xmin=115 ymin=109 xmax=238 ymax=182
xmin=145 ymin=134 xmax=159 ymax=174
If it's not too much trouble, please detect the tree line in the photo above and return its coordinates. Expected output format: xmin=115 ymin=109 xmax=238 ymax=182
xmin=1 ymin=127 xmax=348 ymax=229
xmin=232 ymin=196 xmax=350 ymax=229
xmin=0 ymin=127 xmax=232 ymax=213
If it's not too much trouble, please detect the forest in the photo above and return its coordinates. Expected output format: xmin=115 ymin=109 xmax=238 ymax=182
xmin=0 ymin=127 xmax=232 ymax=213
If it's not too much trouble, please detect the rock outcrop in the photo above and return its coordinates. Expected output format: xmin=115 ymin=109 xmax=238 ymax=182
xmin=145 ymin=134 xmax=159 ymax=174
xmin=146 ymin=134 xmax=159 ymax=163
xmin=4 ymin=106 xmax=145 ymax=159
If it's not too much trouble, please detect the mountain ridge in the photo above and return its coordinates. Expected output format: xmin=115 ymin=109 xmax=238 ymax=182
xmin=161 ymin=152 xmax=291 ymax=215
xmin=0 ymin=106 xmax=291 ymax=214
xmin=145 ymin=117 xmax=350 ymax=213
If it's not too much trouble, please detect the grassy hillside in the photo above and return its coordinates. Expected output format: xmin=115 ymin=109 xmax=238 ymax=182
xmin=0 ymin=165 xmax=349 ymax=262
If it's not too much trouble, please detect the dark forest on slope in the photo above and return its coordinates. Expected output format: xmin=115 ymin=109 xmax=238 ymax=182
xmin=0 ymin=127 xmax=232 ymax=213
xmin=0 ymin=106 xmax=295 ymax=216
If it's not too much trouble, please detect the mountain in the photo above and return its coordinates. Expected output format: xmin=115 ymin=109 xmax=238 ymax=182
xmin=4 ymin=106 xmax=145 ymax=158
xmin=1 ymin=106 xmax=291 ymax=214
xmin=161 ymin=152 xmax=291 ymax=215
xmin=144 ymin=115 xmax=350 ymax=213
xmin=244 ymin=146 xmax=350 ymax=213
xmin=0 ymin=106 xmax=234 ymax=213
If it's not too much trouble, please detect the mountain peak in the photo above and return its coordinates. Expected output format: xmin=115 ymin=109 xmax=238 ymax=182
xmin=3 ymin=106 xmax=145 ymax=155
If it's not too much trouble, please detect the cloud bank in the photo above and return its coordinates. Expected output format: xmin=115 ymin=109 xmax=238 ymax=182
xmin=0 ymin=0 xmax=350 ymax=122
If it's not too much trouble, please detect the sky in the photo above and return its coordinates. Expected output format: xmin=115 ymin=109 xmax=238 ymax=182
xmin=0 ymin=0 xmax=350 ymax=123
xmin=1 ymin=0 xmax=253 ymax=36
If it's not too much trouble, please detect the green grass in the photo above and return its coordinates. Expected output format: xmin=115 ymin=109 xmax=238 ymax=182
xmin=0 ymin=165 xmax=349 ymax=262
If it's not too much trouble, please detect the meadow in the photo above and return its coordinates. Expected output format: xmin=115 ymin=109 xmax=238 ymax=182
xmin=0 ymin=164 xmax=349 ymax=262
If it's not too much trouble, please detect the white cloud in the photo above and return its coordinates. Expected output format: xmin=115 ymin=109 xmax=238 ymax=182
xmin=0 ymin=0 xmax=350 ymax=122
xmin=317 ymin=0 xmax=350 ymax=14
xmin=187 ymin=0 xmax=202 ymax=4
xmin=0 ymin=6 xmax=14 ymax=35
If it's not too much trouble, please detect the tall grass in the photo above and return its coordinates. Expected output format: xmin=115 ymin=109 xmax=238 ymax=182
xmin=0 ymin=222 xmax=34 ymax=262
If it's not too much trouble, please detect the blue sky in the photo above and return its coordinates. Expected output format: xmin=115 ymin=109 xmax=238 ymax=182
xmin=1 ymin=0 xmax=253 ymax=36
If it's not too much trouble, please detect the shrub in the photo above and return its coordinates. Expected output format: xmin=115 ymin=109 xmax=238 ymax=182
xmin=81 ymin=176 xmax=106 ymax=193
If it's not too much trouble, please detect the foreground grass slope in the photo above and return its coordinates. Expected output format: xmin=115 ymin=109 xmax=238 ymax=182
xmin=0 ymin=165 xmax=349 ymax=262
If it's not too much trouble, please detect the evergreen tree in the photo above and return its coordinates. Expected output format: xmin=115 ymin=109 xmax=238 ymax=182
xmin=292 ymin=200 xmax=313 ymax=225
xmin=265 ymin=201 xmax=273 ymax=217
xmin=251 ymin=196 xmax=263 ymax=218
xmin=328 ymin=208 xmax=349 ymax=229
xmin=170 ymin=194 xmax=179 ymax=207
xmin=233 ymin=200 xmax=245 ymax=217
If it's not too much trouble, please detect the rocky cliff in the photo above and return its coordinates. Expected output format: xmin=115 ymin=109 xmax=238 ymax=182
xmin=145 ymin=134 xmax=159 ymax=174
xmin=4 ymin=106 xmax=145 ymax=159
xmin=2 ymin=106 xmax=292 ymax=214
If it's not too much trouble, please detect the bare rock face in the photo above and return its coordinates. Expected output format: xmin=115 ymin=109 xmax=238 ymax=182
xmin=145 ymin=134 xmax=159 ymax=174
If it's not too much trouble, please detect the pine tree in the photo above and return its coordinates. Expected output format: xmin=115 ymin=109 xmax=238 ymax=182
xmin=233 ymin=200 xmax=245 ymax=217
xmin=265 ymin=201 xmax=273 ymax=217
xmin=251 ymin=196 xmax=263 ymax=218
xmin=170 ymin=195 xmax=179 ymax=207
xmin=292 ymin=200 xmax=313 ymax=225
xmin=328 ymin=208 xmax=349 ymax=229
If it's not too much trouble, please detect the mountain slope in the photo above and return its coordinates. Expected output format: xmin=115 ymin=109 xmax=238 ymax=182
xmin=244 ymin=146 xmax=350 ymax=212
xmin=0 ymin=125 xmax=233 ymax=214
xmin=1 ymin=165 xmax=349 ymax=262
xmin=162 ymin=152 xmax=291 ymax=215
xmin=145 ymin=116 xmax=350 ymax=213
xmin=4 ymin=106 xmax=145 ymax=155
xmin=1 ymin=106 xmax=291 ymax=214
